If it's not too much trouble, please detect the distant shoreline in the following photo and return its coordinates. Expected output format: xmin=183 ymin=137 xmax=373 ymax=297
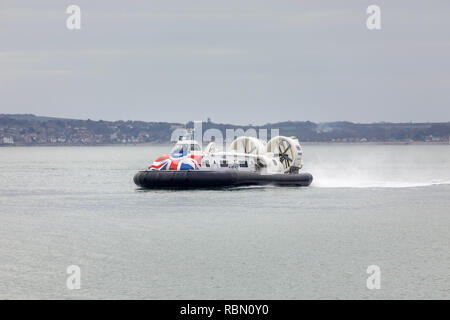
xmin=2 ymin=114 xmax=449 ymax=147
xmin=1 ymin=141 xmax=449 ymax=147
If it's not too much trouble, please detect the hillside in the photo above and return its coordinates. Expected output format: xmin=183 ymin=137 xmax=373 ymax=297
xmin=0 ymin=114 xmax=449 ymax=145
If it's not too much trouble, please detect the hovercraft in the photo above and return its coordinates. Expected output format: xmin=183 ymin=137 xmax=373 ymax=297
xmin=134 ymin=134 xmax=313 ymax=189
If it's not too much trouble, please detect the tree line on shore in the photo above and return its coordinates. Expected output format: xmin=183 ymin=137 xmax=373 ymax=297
xmin=0 ymin=114 xmax=449 ymax=145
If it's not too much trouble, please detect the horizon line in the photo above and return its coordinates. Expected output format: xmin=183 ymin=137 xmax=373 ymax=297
xmin=1 ymin=113 xmax=449 ymax=126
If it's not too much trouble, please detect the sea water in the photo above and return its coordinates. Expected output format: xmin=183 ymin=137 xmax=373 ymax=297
xmin=0 ymin=144 xmax=449 ymax=299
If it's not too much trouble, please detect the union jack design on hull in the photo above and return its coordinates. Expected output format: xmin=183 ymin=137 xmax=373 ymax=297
xmin=149 ymin=154 xmax=202 ymax=171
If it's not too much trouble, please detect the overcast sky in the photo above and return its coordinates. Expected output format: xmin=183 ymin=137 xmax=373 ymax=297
xmin=1 ymin=0 xmax=449 ymax=124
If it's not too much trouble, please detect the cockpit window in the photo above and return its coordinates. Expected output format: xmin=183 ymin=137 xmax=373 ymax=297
xmin=170 ymin=143 xmax=200 ymax=157
xmin=171 ymin=144 xmax=189 ymax=156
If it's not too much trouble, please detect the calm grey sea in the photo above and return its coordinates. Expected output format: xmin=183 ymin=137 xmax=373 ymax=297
xmin=0 ymin=145 xmax=449 ymax=299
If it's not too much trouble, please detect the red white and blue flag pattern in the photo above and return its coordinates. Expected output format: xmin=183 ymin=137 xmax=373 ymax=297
xmin=149 ymin=154 xmax=202 ymax=171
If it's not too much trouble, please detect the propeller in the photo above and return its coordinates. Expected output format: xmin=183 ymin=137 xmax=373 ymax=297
xmin=277 ymin=140 xmax=293 ymax=169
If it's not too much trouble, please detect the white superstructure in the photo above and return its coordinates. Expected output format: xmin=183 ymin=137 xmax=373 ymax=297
xmin=201 ymin=135 xmax=304 ymax=174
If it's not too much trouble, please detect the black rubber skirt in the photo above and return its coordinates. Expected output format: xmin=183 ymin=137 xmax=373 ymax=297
xmin=134 ymin=170 xmax=313 ymax=189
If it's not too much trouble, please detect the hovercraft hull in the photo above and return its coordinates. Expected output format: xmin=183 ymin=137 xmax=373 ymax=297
xmin=133 ymin=170 xmax=313 ymax=189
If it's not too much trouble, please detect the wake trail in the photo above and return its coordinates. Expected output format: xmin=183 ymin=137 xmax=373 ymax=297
xmin=311 ymin=180 xmax=450 ymax=189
